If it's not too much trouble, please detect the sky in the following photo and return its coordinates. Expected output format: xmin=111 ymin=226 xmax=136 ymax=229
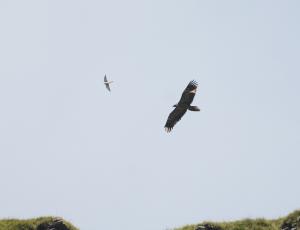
xmin=0 ymin=1 xmax=300 ymax=230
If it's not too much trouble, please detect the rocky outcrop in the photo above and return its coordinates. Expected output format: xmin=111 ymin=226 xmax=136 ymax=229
xmin=195 ymin=223 xmax=222 ymax=230
xmin=36 ymin=218 xmax=70 ymax=230
xmin=281 ymin=215 xmax=300 ymax=230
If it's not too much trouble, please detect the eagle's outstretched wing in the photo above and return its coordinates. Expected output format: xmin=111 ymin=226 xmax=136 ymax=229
xmin=178 ymin=80 xmax=198 ymax=106
xmin=164 ymin=107 xmax=187 ymax=133
xmin=164 ymin=80 xmax=199 ymax=132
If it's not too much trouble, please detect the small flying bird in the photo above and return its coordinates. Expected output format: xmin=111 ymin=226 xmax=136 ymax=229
xmin=164 ymin=80 xmax=200 ymax=133
xmin=104 ymin=75 xmax=114 ymax=91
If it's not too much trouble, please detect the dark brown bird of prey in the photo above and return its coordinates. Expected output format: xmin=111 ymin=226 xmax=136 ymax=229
xmin=164 ymin=80 xmax=200 ymax=132
xmin=104 ymin=75 xmax=114 ymax=92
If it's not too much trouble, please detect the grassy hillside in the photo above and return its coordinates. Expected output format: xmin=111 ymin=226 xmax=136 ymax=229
xmin=174 ymin=210 xmax=300 ymax=230
xmin=0 ymin=210 xmax=299 ymax=230
xmin=0 ymin=217 xmax=79 ymax=230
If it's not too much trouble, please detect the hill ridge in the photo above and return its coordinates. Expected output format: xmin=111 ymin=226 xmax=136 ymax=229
xmin=174 ymin=210 xmax=300 ymax=230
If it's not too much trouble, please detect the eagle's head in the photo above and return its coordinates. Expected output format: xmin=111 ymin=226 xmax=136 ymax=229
xmin=173 ymin=104 xmax=178 ymax=108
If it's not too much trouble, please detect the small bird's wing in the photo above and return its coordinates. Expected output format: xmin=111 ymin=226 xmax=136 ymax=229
xmin=104 ymin=75 xmax=111 ymax=91
xmin=164 ymin=107 xmax=187 ymax=132
xmin=178 ymin=80 xmax=198 ymax=106
xmin=105 ymin=83 xmax=111 ymax=91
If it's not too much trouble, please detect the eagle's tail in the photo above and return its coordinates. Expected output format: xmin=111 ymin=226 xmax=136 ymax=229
xmin=188 ymin=106 xmax=200 ymax=111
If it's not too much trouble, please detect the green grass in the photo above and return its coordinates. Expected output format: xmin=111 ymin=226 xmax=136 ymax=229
xmin=0 ymin=210 xmax=299 ymax=230
xmin=174 ymin=210 xmax=300 ymax=230
xmin=0 ymin=217 xmax=79 ymax=230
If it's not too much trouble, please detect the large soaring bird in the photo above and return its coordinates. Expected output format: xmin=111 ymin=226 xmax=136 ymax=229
xmin=164 ymin=80 xmax=200 ymax=132
xmin=104 ymin=75 xmax=114 ymax=92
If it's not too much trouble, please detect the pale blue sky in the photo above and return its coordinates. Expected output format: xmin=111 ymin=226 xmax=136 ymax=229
xmin=0 ymin=1 xmax=300 ymax=230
